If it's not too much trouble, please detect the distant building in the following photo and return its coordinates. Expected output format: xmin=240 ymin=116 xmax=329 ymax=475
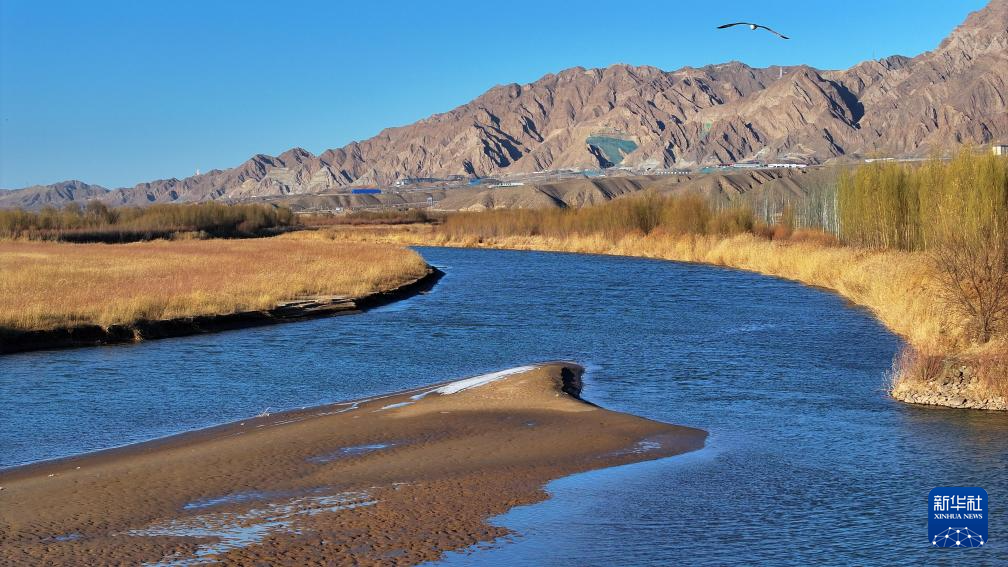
xmin=471 ymin=178 xmax=502 ymax=186
xmin=768 ymin=163 xmax=808 ymax=169
xmin=488 ymin=181 xmax=524 ymax=188
xmin=393 ymin=177 xmax=444 ymax=187
xmin=351 ymin=188 xmax=381 ymax=195
xmin=993 ymin=144 xmax=1008 ymax=156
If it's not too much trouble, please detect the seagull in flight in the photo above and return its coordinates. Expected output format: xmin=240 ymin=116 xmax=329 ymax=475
xmin=717 ymin=22 xmax=790 ymax=40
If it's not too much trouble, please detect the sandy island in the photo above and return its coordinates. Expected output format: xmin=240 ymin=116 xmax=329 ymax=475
xmin=0 ymin=363 xmax=706 ymax=565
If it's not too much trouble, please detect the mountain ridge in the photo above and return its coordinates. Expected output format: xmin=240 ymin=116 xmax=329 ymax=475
xmin=2 ymin=0 xmax=1005 ymax=210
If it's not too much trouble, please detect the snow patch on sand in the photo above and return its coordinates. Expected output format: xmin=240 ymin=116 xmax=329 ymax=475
xmin=410 ymin=365 xmax=537 ymax=401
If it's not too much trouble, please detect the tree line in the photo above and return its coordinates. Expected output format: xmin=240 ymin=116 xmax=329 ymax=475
xmin=440 ymin=192 xmax=782 ymax=241
xmin=837 ymin=149 xmax=1007 ymax=251
xmin=836 ymin=149 xmax=1007 ymax=342
xmin=0 ymin=201 xmax=295 ymax=241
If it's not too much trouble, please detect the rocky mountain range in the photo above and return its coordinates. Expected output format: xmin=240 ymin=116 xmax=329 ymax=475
xmin=2 ymin=0 xmax=1005 ymax=210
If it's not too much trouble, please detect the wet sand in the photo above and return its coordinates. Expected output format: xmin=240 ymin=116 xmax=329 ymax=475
xmin=0 ymin=363 xmax=706 ymax=565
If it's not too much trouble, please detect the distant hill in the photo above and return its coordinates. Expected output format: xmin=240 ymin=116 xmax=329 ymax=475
xmin=257 ymin=167 xmax=837 ymax=217
xmin=2 ymin=0 xmax=1005 ymax=210
xmin=0 ymin=180 xmax=109 ymax=210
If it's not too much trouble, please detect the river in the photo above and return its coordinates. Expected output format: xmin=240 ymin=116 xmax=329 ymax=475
xmin=2 ymin=247 xmax=1005 ymax=564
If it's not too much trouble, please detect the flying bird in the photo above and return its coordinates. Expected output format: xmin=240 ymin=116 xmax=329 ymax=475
xmin=717 ymin=22 xmax=790 ymax=40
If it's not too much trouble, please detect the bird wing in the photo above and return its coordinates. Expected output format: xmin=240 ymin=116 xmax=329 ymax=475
xmin=755 ymin=25 xmax=790 ymax=39
xmin=716 ymin=22 xmax=751 ymax=29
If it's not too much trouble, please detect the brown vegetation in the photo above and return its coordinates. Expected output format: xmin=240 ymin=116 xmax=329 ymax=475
xmin=889 ymin=347 xmax=1007 ymax=406
xmin=0 ymin=201 xmax=295 ymax=242
xmin=837 ymin=150 xmax=1008 ymax=342
xmin=0 ymin=233 xmax=428 ymax=332
xmin=299 ymin=208 xmax=438 ymax=227
xmin=440 ymin=193 xmax=772 ymax=241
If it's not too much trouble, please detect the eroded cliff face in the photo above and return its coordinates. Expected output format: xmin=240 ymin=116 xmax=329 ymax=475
xmin=4 ymin=1 xmax=1006 ymax=209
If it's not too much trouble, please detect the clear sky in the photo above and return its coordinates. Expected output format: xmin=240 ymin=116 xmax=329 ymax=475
xmin=0 ymin=0 xmax=990 ymax=189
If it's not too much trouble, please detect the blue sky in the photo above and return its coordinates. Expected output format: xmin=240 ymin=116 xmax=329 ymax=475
xmin=0 ymin=0 xmax=989 ymax=189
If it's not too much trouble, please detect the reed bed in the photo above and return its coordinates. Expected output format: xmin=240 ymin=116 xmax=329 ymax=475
xmin=300 ymin=209 xmax=439 ymax=227
xmin=0 ymin=233 xmax=428 ymax=331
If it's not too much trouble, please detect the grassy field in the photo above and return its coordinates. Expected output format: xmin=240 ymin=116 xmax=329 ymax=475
xmin=0 ymin=233 xmax=429 ymax=332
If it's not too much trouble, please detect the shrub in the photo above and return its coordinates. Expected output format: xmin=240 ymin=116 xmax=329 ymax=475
xmin=788 ymin=229 xmax=840 ymax=247
xmin=933 ymin=229 xmax=1008 ymax=343
xmin=0 ymin=202 xmax=295 ymax=241
xmin=304 ymin=209 xmax=437 ymax=226
xmin=437 ymin=192 xmax=761 ymax=241
xmin=707 ymin=207 xmax=755 ymax=236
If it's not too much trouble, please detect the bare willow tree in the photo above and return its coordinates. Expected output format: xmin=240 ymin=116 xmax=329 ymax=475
xmin=836 ymin=148 xmax=1008 ymax=344
xmin=933 ymin=227 xmax=1008 ymax=342
xmin=927 ymin=150 xmax=1008 ymax=343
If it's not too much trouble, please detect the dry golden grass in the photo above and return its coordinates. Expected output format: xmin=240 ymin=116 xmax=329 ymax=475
xmin=323 ymin=223 xmax=1007 ymax=403
xmin=972 ymin=353 xmax=1008 ymax=399
xmin=0 ymin=233 xmax=429 ymax=331
xmin=888 ymin=348 xmax=1008 ymax=402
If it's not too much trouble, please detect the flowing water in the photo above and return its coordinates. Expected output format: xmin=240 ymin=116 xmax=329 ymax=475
xmin=2 ymin=247 xmax=1005 ymax=565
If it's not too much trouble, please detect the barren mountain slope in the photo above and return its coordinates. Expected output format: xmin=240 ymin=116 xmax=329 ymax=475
xmin=2 ymin=1 xmax=1004 ymax=209
xmin=0 ymin=180 xmax=109 ymax=210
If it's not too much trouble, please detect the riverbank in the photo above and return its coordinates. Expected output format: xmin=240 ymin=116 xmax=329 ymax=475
xmin=321 ymin=225 xmax=1007 ymax=411
xmin=0 ymin=267 xmax=441 ymax=354
xmin=0 ymin=363 xmax=706 ymax=565
xmin=0 ymin=236 xmax=435 ymax=354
